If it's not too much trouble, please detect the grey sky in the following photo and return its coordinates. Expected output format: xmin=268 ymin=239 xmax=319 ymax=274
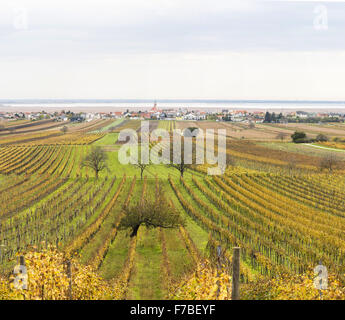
xmin=1 ymin=0 xmax=345 ymax=100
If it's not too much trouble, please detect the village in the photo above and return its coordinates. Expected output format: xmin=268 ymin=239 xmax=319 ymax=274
xmin=1 ymin=102 xmax=345 ymax=124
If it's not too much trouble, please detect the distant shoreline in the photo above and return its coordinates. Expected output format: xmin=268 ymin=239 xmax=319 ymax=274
xmin=1 ymin=99 xmax=345 ymax=113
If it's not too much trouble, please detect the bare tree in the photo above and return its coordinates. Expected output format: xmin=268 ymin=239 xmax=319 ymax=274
xmin=316 ymin=134 xmax=328 ymax=142
xmin=167 ymin=137 xmax=193 ymax=178
xmin=276 ymin=132 xmax=286 ymax=141
xmin=133 ymin=160 xmax=151 ymax=180
xmin=82 ymin=146 xmax=109 ymax=179
xmin=61 ymin=125 xmax=68 ymax=134
xmin=168 ymin=159 xmax=192 ymax=178
xmin=319 ymin=154 xmax=339 ymax=173
xmin=119 ymin=182 xmax=184 ymax=237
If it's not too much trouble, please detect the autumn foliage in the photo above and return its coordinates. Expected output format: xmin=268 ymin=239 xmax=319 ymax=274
xmin=171 ymin=260 xmax=345 ymax=300
xmin=0 ymin=247 xmax=115 ymax=300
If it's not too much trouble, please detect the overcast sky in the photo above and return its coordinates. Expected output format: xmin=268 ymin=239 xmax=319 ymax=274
xmin=1 ymin=0 xmax=345 ymax=100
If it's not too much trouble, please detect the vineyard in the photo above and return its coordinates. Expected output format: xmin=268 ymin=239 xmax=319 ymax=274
xmin=0 ymin=118 xmax=345 ymax=300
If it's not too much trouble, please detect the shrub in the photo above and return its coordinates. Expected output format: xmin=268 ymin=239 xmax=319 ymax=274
xmin=291 ymin=131 xmax=306 ymax=143
xmin=316 ymin=134 xmax=328 ymax=142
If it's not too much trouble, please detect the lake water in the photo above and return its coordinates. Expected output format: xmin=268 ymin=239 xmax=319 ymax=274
xmin=1 ymin=100 xmax=345 ymax=112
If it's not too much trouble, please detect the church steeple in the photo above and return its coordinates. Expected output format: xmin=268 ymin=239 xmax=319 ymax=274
xmin=151 ymin=100 xmax=158 ymax=112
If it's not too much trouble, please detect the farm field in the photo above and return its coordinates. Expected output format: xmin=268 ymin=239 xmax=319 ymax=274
xmin=1 ymin=118 xmax=345 ymax=300
xmin=266 ymin=122 xmax=345 ymax=139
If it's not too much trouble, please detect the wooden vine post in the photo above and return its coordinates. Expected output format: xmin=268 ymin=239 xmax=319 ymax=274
xmin=216 ymin=245 xmax=222 ymax=299
xmin=66 ymin=260 xmax=72 ymax=300
xmin=232 ymin=247 xmax=240 ymax=300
